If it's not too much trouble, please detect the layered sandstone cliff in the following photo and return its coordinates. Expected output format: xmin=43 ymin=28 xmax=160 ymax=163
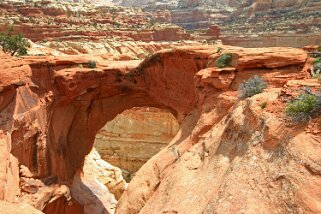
xmin=1 ymin=45 xmax=321 ymax=214
xmin=39 ymin=40 xmax=201 ymax=58
xmin=0 ymin=1 xmax=191 ymax=42
xmin=95 ymin=107 xmax=179 ymax=181
xmin=122 ymin=0 xmax=321 ymax=47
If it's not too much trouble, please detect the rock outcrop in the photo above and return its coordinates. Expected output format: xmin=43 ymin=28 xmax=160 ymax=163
xmin=1 ymin=45 xmax=321 ymax=214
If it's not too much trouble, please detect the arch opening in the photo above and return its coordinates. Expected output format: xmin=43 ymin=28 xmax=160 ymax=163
xmin=94 ymin=107 xmax=180 ymax=182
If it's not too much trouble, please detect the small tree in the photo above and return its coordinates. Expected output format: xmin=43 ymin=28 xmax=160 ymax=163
xmin=0 ymin=28 xmax=30 ymax=56
xmin=215 ymin=53 xmax=232 ymax=68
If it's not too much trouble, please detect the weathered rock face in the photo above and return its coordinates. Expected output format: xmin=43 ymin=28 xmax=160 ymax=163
xmin=1 ymin=45 xmax=321 ymax=214
xmin=95 ymin=107 xmax=179 ymax=180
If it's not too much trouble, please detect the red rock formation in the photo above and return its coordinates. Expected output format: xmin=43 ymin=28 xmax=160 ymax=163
xmin=206 ymin=25 xmax=220 ymax=38
xmin=1 ymin=45 xmax=320 ymax=214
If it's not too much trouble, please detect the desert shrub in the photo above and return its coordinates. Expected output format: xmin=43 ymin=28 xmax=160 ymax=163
xmin=261 ymin=101 xmax=268 ymax=109
xmin=0 ymin=27 xmax=30 ymax=56
xmin=313 ymin=57 xmax=321 ymax=65
xmin=311 ymin=59 xmax=321 ymax=78
xmin=88 ymin=60 xmax=96 ymax=68
xmin=216 ymin=47 xmax=223 ymax=53
xmin=285 ymin=92 xmax=320 ymax=122
xmin=313 ymin=62 xmax=321 ymax=71
xmin=215 ymin=53 xmax=232 ymax=68
xmin=318 ymin=46 xmax=321 ymax=52
xmin=238 ymin=75 xmax=268 ymax=99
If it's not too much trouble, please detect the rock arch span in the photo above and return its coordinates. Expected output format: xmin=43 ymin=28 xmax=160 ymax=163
xmin=49 ymin=49 xmax=208 ymax=182
xmin=0 ymin=46 xmax=310 ymax=213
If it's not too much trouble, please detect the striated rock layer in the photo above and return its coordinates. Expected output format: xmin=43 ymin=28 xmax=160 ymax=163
xmin=1 ymin=45 xmax=321 ymax=213
xmin=95 ymin=107 xmax=179 ymax=181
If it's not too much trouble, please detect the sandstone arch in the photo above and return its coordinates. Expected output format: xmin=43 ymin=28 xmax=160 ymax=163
xmin=1 ymin=46 xmax=314 ymax=213
xmin=48 ymin=49 xmax=209 ymax=182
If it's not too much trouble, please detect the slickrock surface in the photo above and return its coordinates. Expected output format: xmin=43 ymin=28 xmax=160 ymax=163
xmin=95 ymin=107 xmax=179 ymax=181
xmin=1 ymin=45 xmax=321 ymax=214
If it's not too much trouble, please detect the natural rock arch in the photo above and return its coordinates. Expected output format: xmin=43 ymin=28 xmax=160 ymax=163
xmin=42 ymin=49 xmax=209 ymax=182
xmin=1 ymin=46 xmax=311 ymax=213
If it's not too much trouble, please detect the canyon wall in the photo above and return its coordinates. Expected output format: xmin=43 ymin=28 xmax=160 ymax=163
xmin=0 ymin=1 xmax=191 ymax=42
xmin=127 ymin=0 xmax=321 ymax=47
xmin=2 ymin=0 xmax=321 ymax=49
xmin=95 ymin=107 xmax=179 ymax=180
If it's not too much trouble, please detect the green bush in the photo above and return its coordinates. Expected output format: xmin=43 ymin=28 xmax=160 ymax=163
xmin=261 ymin=101 xmax=268 ymax=109
xmin=285 ymin=93 xmax=319 ymax=122
xmin=313 ymin=58 xmax=321 ymax=65
xmin=88 ymin=60 xmax=96 ymax=68
xmin=0 ymin=27 xmax=30 ymax=56
xmin=318 ymin=46 xmax=321 ymax=52
xmin=238 ymin=75 xmax=268 ymax=99
xmin=215 ymin=53 xmax=232 ymax=68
